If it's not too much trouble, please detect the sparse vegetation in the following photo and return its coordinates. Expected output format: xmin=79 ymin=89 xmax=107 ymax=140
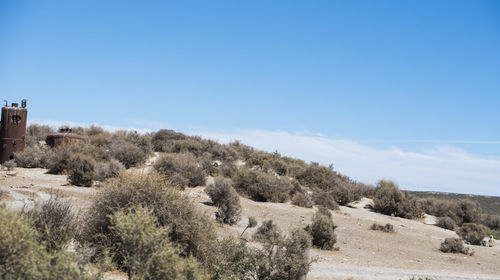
xmin=292 ymin=192 xmax=313 ymax=208
xmin=154 ymin=153 xmax=207 ymax=188
xmin=232 ymin=168 xmax=293 ymax=203
xmin=440 ymin=238 xmax=471 ymax=255
xmin=370 ymin=223 xmax=395 ymax=233
xmin=94 ymin=159 xmax=124 ymax=182
xmin=205 ymin=177 xmax=241 ymax=225
xmin=67 ymin=153 xmax=95 ymax=187
xmin=253 ymin=220 xmax=282 ymax=245
xmin=14 ymin=145 xmax=51 ymax=168
xmin=436 ymin=216 xmax=456 ymax=230
xmin=457 ymin=223 xmax=489 ymax=245
xmin=306 ymin=208 xmax=337 ymax=250
xmin=372 ymin=180 xmax=423 ymax=219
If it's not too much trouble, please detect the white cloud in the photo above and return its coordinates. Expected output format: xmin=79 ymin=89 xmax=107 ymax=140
xmin=194 ymin=129 xmax=500 ymax=196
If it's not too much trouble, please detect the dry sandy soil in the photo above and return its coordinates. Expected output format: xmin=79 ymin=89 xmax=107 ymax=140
xmin=1 ymin=167 xmax=499 ymax=280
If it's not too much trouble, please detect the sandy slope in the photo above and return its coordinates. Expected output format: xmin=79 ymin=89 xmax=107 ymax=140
xmin=1 ymin=167 xmax=499 ymax=280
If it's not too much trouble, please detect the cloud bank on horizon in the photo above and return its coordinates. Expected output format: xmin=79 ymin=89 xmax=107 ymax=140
xmin=30 ymin=119 xmax=500 ymax=197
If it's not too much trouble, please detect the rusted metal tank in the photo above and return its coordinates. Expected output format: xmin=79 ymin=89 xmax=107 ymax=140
xmin=46 ymin=127 xmax=85 ymax=147
xmin=0 ymin=100 xmax=28 ymax=163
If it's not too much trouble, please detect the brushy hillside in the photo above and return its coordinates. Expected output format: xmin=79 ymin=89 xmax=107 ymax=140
xmin=410 ymin=191 xmax=500 ymax=216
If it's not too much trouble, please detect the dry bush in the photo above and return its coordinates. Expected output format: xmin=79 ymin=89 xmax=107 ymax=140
xmin=317 ymin=206 xmax=332 ymax=218
xmin=0 ymin=205 xmax=89 ymax=280
xmin=2 ymin=160 xmax=16 ymax=170
xmin=457 ymin=223 xmax=489 ymax=245
xmin=482 ymin=214 xmax=500 ymax=230
xmin=109 ymin=140 xmax=147 ymax=169
xmin=420 ymin=198 xmax=482 ymax=226
xmin=14 ymin=145 xmax=52 ymax=168
xmin=108 ymin=206 xmax=205 ymax=279
xmin=153 ymin=153 xmax=207 ymax=188
xmin=296 ymin=162 xmax=355 ymax=205
xmin=47 ymin=145 xmax=81 ymax=174
xmin=242 ymin=149 xmax=308 ymax=177
xmin=253 ymin=220 xmax=282 ymax=245
xmin=436 ymin=216 xmax=456 ymax=230
xmin=25 ymin=124 xmax=54 ymax=148
xmin=232 ymin=168 xmax=293 ymax=202
xmin=292 ymin=192 xmax=313 ymax=208
xmin=23 ymin=197 xmax=77 ymax=252
xmin=78 ymin=172 xmax=218 ymax=266
xmin=440 ymin=238 xmax=471 ymax=255
xmin=372 ymin=180 xmax=423 ymax=219
xmin=312 ymin=191 xmax=339 ymax=210
xmin=370 ymin=223 xmax=395 ymax=233
xmin=456 ymin=199 xmax=482 ymax=225
xmin=67 ymin=154 xmax=95 ymax=187
xmin=306 ymin=209 xmax=337 ymax=250
xmin=205 ymin=177 xmax=241 ymax=225
xmin=0 ymin=189 xmax=6 ymax=201
xmin=94 ymin=159 xmax=124 ymax=182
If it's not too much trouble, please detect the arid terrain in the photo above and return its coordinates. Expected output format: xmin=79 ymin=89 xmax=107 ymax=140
xmin=1 ymin=165 xmax=499 ymax=280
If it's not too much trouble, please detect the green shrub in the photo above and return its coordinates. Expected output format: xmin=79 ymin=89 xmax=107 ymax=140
xmin=232 ymin=168 xmax=293 ymax=202
xmin=457 ymin=223 xmax=489 ymax=245
xmin=109 ymin=206 xmax=206 ymax=279
xmin=78 ymin=172 xmax=218 ymax=266
xmin=154 ymin=153 xmax=207 ymax=188
xmin=370 ymin=223 xmax=395 ymax=233
xmin=67 ymin=154 xmax=95 ymax=187
xmin=0 ymin=205 xmax=90 ymax=280
xmin=14 ymin=145 xmax=52 ymax=168
xmin=372 ymin=180 xmax=423 ymax=219
xmin=306 ymin=209 xmax=337 ymax=250
xmin=94 ymin=159 xmax=125 ymax=182
xmin=253 ymin=220 xmax=282 ymax=245
xmin=436 ymin=217 xmax=456 ymax=230
xmin=296 ymin=162 xmax=355 ymax=205
xmin=440 ymin=238 xmax=471 ymax=255
xmin=205 ymin=177 xmax=241 ymax=225
xmin=312 ymin=191 xmax=339 ymax=210
xmin=292 ymin=192 xmax=313 ymax=208
xmin=23 ymin=197 xmax=77 ymax=252
xmin=110 ymin=140 xmax=147 ymax=169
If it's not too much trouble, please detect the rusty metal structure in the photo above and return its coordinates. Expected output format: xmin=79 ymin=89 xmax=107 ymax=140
xmin=46 ymin=127 xmax=84 ymax=148
xmin=0 ymin=100 xmax=28 ymax=163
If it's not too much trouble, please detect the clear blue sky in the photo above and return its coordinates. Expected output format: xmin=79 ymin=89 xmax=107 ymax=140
xmin=1 ymin=1 xmax=499 ymax=195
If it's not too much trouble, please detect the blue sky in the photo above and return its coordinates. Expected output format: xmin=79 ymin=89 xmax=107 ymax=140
xmin=1 ymin=1 xmax=499 ymax=195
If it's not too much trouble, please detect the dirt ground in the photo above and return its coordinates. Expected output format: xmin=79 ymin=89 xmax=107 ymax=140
xmin=1 ymin=167 xmax=499 ymax=280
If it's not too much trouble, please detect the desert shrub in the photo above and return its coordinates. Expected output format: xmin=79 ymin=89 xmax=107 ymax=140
xmin=292 ymin=192 xmax=313 ymax=208
xmin=23 ymin=197 xmax=77 ymax=252
xmin=151 ymin=129 xmax=187 ymax=152
xmin=457 ymin=223 xmax=489 ymax=245
xmin=2 ymin=160 xmax=16 ymax=170
xmin=306 ymin=209 xmax=337 ymax=250
xmin=67 ymin=153 xmax=95 ymax=187
xmin=316 ymin=206 xmax=332 ymax=218
xmin=109 ymin=206 xmax=206 ymax=279
xmin=440 ymin=238 xmax=471 ymax=255
xmin=312 ymin=191 xmax=339 ymax=210
xmin=456 ymin=199 xmax=481 ymax=225
xmin=154 ymin=153 xmax=207 ymax=188
xmin=94 ymin=159 xmax=125 ymax=182
xmin=0 ymin=205 xmax=90 ymax=280
xmin=241 ymin=217 xmax=258 ymax=236
xmin=78 ymin=172 xmax=218 ymax=266
xmin=418 ymin=198 xmax=460 ymax=224
xmin=110 ymin=140 xmax=147 ymax=169
xmin=205 ymin=177 xmax=241 ymax=225
xmin=242 ymin=150 xmax=308 ymax=177
xmin=370 ymin=223 xmax=395 ymax=233
xmin=372 ymin=180 xmax=423 ymax=219
xmin=25 ymin=124 xmax=53 ymax=148
xmin=232 ymin=168 xmax=293 ymax=202
xmin=47 ymin=145 xmax=80 ymax=174
xmin=253 ymin=220 xmax=282 ymax=245
xmin=0 ymin=189 xmax=6 ymax=201
xmin=436 ymin=216 xmax=456 ymax=230
xmin=14 ymin=145 xmax=52 ymax=168
xmin=482 ymin=214 xmax=500 ymax=230
xmin=296 ymin=162 xmax=355 ymax=205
